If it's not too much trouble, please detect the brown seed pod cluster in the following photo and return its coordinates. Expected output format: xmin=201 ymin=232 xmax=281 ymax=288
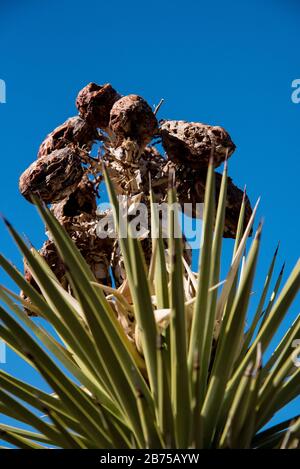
xmin=51 ymin=176 xmax=97 ymax=219
xmin=170 ymin=163 xmax=252 ymax=237
xmin=19 ymin=81 xmax=252 ymax=311
xmin=50 ymin=176 xmax=113 ymax=285
xmin=52 ymin=210 xmax=112 ymax=286
xmin=160 ymin=120 xmax=236 ymax=169
xmin=19 ymin=147 xmax=84 ymax=204
xmin=110 ymin=94 xmax=158 ymax=148
xmin=21 ymin=240 xmax=66 ymax=315
xmin=37 ymin=116 xmax=97 ymax=158
xmin=76 ymin=82 xmax=120 ymax=130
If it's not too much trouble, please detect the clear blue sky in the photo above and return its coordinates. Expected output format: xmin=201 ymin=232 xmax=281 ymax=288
xmin=0 ymin=0 xmax=299 ymax=437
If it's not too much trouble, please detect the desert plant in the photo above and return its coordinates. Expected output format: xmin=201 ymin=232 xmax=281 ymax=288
xmin=19 ymin=82 xmax=252 ymax=290
xmin=0 ymin=162 xmax=299 ymax=449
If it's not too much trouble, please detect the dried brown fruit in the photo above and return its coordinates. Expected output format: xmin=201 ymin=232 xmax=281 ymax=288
xmin=19 ymin=147 xmax=84 ymax=204
xmin=23 ymin=258 xmax=39 ymax=296
xmin=19 ymin=82 xmax=253 ymax=297
xmin=39 ymin=240 xmax=66 ymax=281
xmin=37 ymin=116 xmax=97 ymax=159
xmin=51 ymin=176 xmax=97 ymax=219
xmin=160 ymin=120 xmax=236 ymax=169
xmin=49 ymin=175 xmax=113 ymax=285
xmin=76 ymin=82 xmax=120 ymax=130
xmin=21 ymin=240 xmax=66 ymax=315
xmin=217 ymin=175 xmax=252 ymax=238
xmin=167 ymin=163 xmax=252 ymax=238
xmin=109 ymin=95 xmax=158 ymax=148
xmin=51 ymin=203 xmax=113 ymax=285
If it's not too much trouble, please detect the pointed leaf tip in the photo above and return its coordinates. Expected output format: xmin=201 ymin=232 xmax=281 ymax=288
xmin=1 ymin=214 xmax=12 ymax=229
xmin=280 ymin=262 xmax=286 ymax=275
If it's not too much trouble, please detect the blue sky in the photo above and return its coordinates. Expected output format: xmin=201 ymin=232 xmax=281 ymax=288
xmin=0 ymin=0 xmax=299 ymax=437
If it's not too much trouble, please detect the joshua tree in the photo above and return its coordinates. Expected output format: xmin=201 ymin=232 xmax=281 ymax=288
xmin=0 ymin=83 xmax=298 ymax=449
xmin=19 ymin=82 xmax=252 ymax=289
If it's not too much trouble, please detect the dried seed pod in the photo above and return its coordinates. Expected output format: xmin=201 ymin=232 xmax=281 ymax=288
xmin=217 ymin=175 xmax=252 ymax=238
xmin=73 ymin=221 xmax=113 ymax=286
xmin=19 ymin=147 xmax=84 ymax=204
xmin=50 ymin=200 xmax=114 ymax=286
xmin=37 ymin=116 xmax=97 ymax=159
xmin=76 ymin=82 xmax=120 ymax=130
xmin=160 ymin=120 xmax=236 ymax=169
xmin=23 ymin=258 xmax=40 ymax=297
xmin=51 ymin=179 xmax=114 ymax=285
xmin=21 ymin=240 xmax=66 ymax=314
xmin=170 ymin=164 xmax=252 ymax=238
xmin=39 ymin=240 xmax=66 ymax=281
xmin=52 ymin=176 xmax=97 ymax=219
xmin=83 ymin=238 xmax=112 ymax=286
xmin=109 ymin=95 xmax=158 ymax=148
xmin=23 ymin=241 xmax=65 ymax=287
